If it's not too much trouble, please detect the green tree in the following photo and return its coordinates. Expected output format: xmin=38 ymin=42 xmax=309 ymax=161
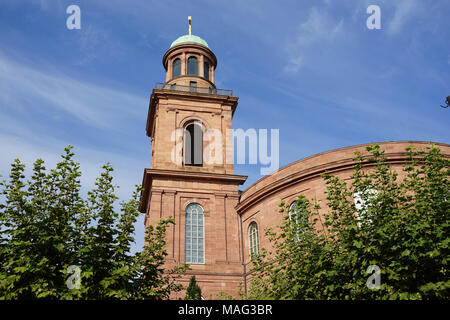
xmin=184 ymin=276 xmax=202 ymax=300
xmin=246 ymin=144 xmax=449 ymax=300
xmin=0 ymin=146 xmax=186 ymax=299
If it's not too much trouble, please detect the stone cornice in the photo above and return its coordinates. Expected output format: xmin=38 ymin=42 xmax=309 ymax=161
xmin=144 ymin=168 xmax=247 ymax=182
xmin=146 ymin=89 xmax=239 ymax=137
xmin=139 ymin=168 xmax=247 ymax=213
xmin=235 ymin=141 xmax=450 ymax=213
xmin=162 ymin=43 xmax=217 ymax=70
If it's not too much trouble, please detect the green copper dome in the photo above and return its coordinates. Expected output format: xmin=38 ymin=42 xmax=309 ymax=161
xmin=170 ymin=34 xmax=210 ymax=49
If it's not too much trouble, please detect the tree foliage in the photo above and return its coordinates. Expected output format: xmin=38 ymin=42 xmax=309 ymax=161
xmin=184 ymin=276 xmax=202 ymax=300
xmin=246 ymin=144 xmax=449 ymax=300
xmin=0 ymin=146 xmax=186 ymax=299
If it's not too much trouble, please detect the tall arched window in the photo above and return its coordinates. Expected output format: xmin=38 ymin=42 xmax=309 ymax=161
xmin=289 ymin=200 xmax=309 ymax=241
xmin=187 ymin=56 xmax=198 ymax=75
xmin=248 ymin=222 xmax=259 ymax=257
xmin=204 ymin=61 xmax=209 ymax=80
xmin=354 ymin=188 xmax=378 ymax=226
xmin=184 ymin=122 xmax=203 ymax=166
xmin=185 ymin=203 xmax=204 ymax=264
xmin=172 ymin=58 xmax=181 ymax=77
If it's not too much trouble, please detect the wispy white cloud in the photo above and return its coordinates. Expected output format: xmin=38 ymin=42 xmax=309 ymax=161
xmin=75 ymin=24 xmax=110 ymax=65
xmin=283 ymin=56 xmax=303 ymax=74
xmin=0 ymin=53 xmax=146 ymax=130
xmin=387 ymin=0 xmax=420 ymax=35
xmin=295 ymin=8 xmax=343 ymax=46
xmin=283 ymin=7 xmax=344 ymax=73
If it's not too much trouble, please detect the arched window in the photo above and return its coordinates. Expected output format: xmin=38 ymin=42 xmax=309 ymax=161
xmin=172 ymin=58 xmax=181 ymax=77
xmin=184 ymin=122 xmax=202 ymax=166
xmin=185 ymin=203 xmax=204 ymax=264
xmin=187 ymin=56 xmax=198 ymax=75
xmin=289 ymin=201 xmax=307 ymax=224
xmin=248 ymin=222 xmax=259 ymax=257
xmin=204 ymin=61 xmax=209 ymax=80
xmin=289 ymin=200 xmax=309 ymax=241
xmin=354 ymin=188 xmax=378 ymax=226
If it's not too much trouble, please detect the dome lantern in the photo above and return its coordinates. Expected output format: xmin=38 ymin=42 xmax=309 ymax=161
xmin=162 ymin=17 xmax=217 ymax=87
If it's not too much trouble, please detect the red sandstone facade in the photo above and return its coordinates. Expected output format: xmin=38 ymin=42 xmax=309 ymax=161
xmin=139 ymin=32 xmax=450 ymax=299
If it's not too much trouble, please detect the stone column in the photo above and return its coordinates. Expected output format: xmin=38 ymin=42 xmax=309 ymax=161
xmin=199 ymin=55 xmax=204 ymax=78
xmin=225 ymin=194 xmax=242 ymax=264
xmin=213 ymin=192 xmax=227 ymax=263
xmin=181 ymin=52 xmax=186 ymax=75
xmin=162 ymin=190 xmax=177 ymax=259
xmin=166 ymin=59 xmax=172 ymax=82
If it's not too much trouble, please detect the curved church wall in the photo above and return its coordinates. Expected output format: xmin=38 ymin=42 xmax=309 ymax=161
xmin=236 ymin=141 xmax=450 ymax=276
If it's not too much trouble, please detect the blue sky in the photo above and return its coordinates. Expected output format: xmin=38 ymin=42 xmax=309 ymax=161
xmin=1 ymin=0 xmax=449 ymax=252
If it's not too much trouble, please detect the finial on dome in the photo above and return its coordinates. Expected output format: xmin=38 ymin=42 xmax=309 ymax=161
xmin=188 ymin=16 xmax=192 ymax=35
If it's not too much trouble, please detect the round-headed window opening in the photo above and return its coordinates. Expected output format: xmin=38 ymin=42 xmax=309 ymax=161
xmin=187 ymin=56 xmax=198 ymax=75
xmin=184 ymin=122 xmax=203 ymax=166
xmin=172 ymin=58 xmax=181 ymax=77
xmin=185 ymin=203 xmax=205 ymax=264
xmin=353 ymin=188 xmax=378 ymax=226
xmin=203 ymin=61 xmax=209 ymax=80
xmin=248 ymin=222 xmax=259 ymax=257
xmin=289 ymin=200 xmax=309 ymax=240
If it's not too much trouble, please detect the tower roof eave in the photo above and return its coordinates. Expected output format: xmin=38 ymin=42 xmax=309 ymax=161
xmin=145 ymin=89 xmax=238 ymax=138
xmin=162 ymin=43 xmax=217 ymax=70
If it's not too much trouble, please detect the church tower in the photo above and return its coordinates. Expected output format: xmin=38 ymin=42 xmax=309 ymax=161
xmin=139 ymin=18 xmax=247 ymax=298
